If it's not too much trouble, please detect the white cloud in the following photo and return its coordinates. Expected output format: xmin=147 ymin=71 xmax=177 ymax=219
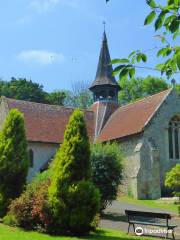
xmin=60 ymin=0 xmax=79 ymax=8
xmin=29 ymin=0 xmax=60 ymax=13
xmin=18 ymin=50 xmax=65 ymax=65
xmin=28 ymin=0 xmax=79 ymax=13
xmin=16 ymin=16 xmax=32 ymax=25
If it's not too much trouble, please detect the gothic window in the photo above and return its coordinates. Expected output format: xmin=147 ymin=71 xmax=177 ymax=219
xmin=29 ymin=149 xmax=34 ymax=168
xmin=168 ymin=116 xmax=180 ymax=159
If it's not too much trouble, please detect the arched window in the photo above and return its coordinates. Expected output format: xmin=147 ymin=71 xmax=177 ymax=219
xmin=29 ymin=149 xmax=34 ymax=168
xmin=168 ymin=116 xmax=180 ymax=159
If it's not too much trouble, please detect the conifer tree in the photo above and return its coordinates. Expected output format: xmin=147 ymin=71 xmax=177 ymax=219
xmin=0 ymin=109 xmax=29 ymax=216
xmin=49 ymin=109 xmax=100 ymax=235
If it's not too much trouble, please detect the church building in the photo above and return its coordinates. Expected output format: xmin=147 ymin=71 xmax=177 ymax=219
xmin=0 ymin=31 xmax=179 ymax=199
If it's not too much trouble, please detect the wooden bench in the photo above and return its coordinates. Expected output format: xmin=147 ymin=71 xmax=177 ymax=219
xmin=125 ymin=210 xmax=177 ymax=239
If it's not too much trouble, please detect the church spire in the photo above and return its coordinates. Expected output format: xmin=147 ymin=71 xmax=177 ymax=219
xmin=89 ymin=30 xmax=120 ymax=140
xmin=89 ymin=30 xmax=120 ymax=103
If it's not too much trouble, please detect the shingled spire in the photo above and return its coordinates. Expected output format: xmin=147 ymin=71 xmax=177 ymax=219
xmin=90 ymin=31 xmax=120 ymax=92
xmin=89 ymin=31 xmax=120 ymax=140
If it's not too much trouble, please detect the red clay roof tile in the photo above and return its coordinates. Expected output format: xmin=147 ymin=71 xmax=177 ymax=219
xmin=3 ymin=89 xmax=171 ymax=144
xmin=98 ymin=89 xmax=171 ymax=142
xmin=6 ymin=98 xmax=95 ymax=143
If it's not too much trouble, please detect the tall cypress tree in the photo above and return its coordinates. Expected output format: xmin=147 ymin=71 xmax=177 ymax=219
xmin=49 ymin=109 xmax=100 ymax=235
xmin=0 ymin=109 xmax=29 ymax=216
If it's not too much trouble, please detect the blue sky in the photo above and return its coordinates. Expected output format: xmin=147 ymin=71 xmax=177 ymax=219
xmin=0 ymin=0 xmax=178 ymax=92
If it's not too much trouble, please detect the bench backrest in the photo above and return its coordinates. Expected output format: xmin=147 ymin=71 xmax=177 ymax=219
xmin=125 ymin=210 xmax=171 ymax=219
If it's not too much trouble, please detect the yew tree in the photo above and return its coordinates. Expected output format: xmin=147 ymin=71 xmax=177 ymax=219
xmin=0 ymin=109 xmax=29 ymax=217
xmin=48 ymin=109 xmax=100 ymax=235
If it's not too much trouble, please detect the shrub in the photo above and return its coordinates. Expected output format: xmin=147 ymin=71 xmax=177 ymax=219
xmin=48 ymin=109 xmax=100 ymax=235
xmin=91 ymin=143 xmax=123 ymax=210
xmin=4 ymin=170 xmax=52 ymax=232
xmin=165 ymin=164 xmax=180 ymax=198
xmin=3 ymin=213 xmax=18 ymax=226
xmin=165 ymin=164 xmax=180 ymax=216
xmin=0 ymin=109 xmax=29 ymax=217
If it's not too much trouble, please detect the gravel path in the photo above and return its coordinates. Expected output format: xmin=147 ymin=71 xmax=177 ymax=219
xmin=100 ymin=200 xmax=180 ymax=239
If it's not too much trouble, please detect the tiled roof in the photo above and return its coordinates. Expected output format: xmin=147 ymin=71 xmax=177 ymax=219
xmin=91 ymin=101 xmax=119 ymax=139
xmin=5 ymin=98 xmax=95 ymax=143
xmin=98 ymin=89 xmax=172 ymax=142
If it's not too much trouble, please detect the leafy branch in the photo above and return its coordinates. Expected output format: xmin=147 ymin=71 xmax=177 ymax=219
xmin=107 ymin=0 xmax=180 ymax=80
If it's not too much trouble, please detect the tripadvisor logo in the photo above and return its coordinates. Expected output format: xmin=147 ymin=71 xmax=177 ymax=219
xmin=135 ymin=227 xmax=143 ymax=236
xmin=135 ymin=227 xmax=173 ymax=236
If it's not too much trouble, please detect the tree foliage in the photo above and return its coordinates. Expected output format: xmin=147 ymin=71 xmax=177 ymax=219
xmin=64 ymin=81 xmax=93 ymax=109
xmin=0 ymin=109 xmax=29 ymax=217
xmin=91 ymin=143 xmax=123 ymax=210
xmin=46 ymin=90 xmax=67 ymax=106
xmin=0 ymin=78 xmax=67 ymax=106
xmin=48 ymin=109 xmax=100 ymax=235
xmin=108 ymin=0 xmax=180 ymax=80
xmin=143 ymin=75 xmax=169 ymax=94
xmin=119 ymin=75 xmax=168 ymax=104
xmin=165 ymin=164 xmax=180 ymax=197
xmin=0 ymin=78 xmax=47 ymax=103
xmin=4 ymin=170 xmax=52 ymax=231
xmin=0 ymin=78 xmax=91 ymax=108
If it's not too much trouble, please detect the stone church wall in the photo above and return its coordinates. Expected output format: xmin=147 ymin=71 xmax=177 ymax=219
xmin=137 ymin=140 xmax=161 ymax=199
xmin=143 ymin=89 xmax=180 ymax=192
xmin=0 ymin=98 xmax=60 ymax=182
xmin=27 ymin=142 xmax=59 ymax=180
xmin=0 ymin=97 xmax=9 ymax=128
xmin=119 ymin=135 xmax=141 ymax=198
xmin=121 ymin=89 xmax=180 ymax=199
xmin=120 ymin=136 xmax=161 ymax=199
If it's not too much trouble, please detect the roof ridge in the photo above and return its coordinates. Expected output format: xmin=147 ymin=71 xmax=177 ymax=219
xmin=98 ymin=88 xmax=173 ymax=142
xmin=119 ymin=88 xmax=172 ymax=109
xmin=5 ymin=97 xmax=93 ymax=112
xmin=143 ymin=87 xmax=172 ymax=130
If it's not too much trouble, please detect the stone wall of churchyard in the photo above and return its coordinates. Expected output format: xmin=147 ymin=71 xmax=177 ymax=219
xmin=143 ymin=89 xmax=180 ymax=190
xmin=27 ymin=142 xmax=59 ymax=180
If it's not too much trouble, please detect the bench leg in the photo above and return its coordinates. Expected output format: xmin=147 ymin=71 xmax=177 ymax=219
xmin=172 ymin=229 xmax=175 ymax=240
xmin=127 ymin=223 xmax=135 ymax=234
xmin=133 ymin=224 xmax=135 ymax=233
xmin=166 ymin=227 xmax=175 ymax=240
xmin=127 ymin=223 xmax=130 ymax=234
xmin=165 ymin=230 xmax=168 ymax=239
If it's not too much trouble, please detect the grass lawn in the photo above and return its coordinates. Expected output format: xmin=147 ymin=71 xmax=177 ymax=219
xmin=119 ymin=196 xmax=179 ymax=214
xmin=0 ymin=224 xmax=160 ymax=240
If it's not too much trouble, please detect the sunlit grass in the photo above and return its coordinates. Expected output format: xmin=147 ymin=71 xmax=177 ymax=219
xmin=119 ymin=196 xmax=178 ymax=214
xmin=0 ymin=224 xmax=160 ymax=240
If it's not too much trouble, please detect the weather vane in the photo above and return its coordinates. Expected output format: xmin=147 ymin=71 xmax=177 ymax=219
xmin=103 ymin=21 xmax=106 ymax=31
xmin=171 ymin=78 xmax=176 ymax=88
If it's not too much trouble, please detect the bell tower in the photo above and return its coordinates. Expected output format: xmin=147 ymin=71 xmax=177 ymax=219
xmin=89 ymin=30 xmax=120 ymax=140
xmin=89 ymin=31 xmax=120 ymax=103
